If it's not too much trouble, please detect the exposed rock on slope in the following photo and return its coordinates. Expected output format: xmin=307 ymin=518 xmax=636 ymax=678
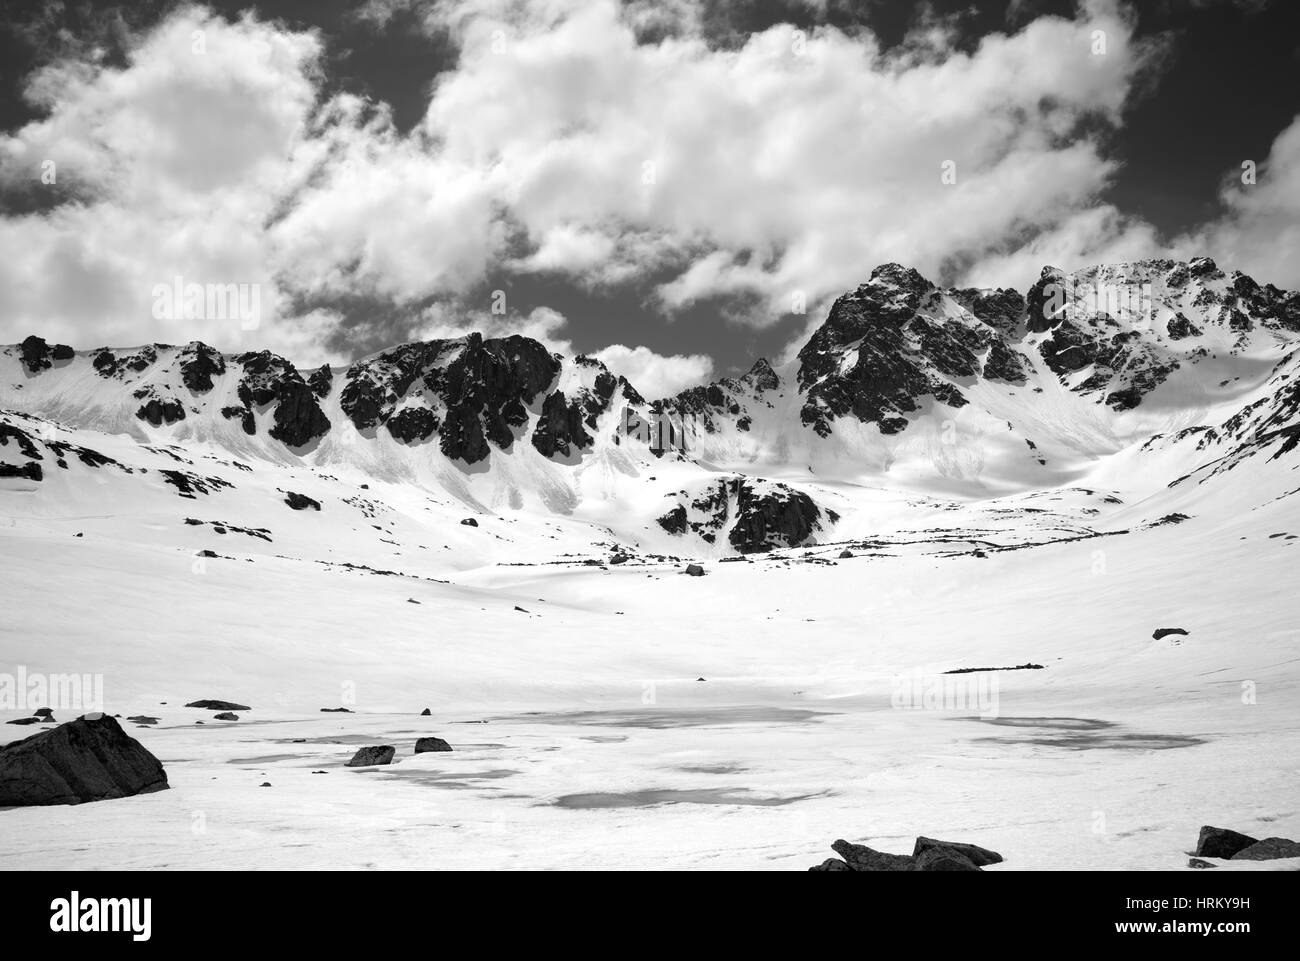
xmin=657 ymin=476 xmax=837 ymax=552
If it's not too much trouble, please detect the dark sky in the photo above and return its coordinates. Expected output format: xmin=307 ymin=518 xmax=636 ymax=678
xmin=1 ymin=0 xmax=1298 ymax=373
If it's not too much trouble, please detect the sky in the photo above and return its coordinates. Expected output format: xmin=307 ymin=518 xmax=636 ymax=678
xmin=0 ymin=0 xmax=1298 ymax=396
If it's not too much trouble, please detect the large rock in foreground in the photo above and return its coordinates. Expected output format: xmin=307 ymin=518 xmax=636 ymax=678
xmin=1231 ymin=837 xmax=1300 ymax=860
xmin=815 ymin=836 xmax=1004 ymax=871
xmin=0 ymin=713 xmax=169 ymax=806
xmin=1195 ymin=825 xmax=1257 ymax=859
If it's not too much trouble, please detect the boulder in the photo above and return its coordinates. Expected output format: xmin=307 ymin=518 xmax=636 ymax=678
xmin=1231 ymin=837 xmax=1300 ymax=861
xmin=839 ymin=549 xmax=854 ymax=559
xmin=913 ymin=836 xmax=1003 ymax=867
xmin=6 ymin=717 xmax=41 ymax=725
xmin=1152 ymin=627 xmax=1189 ymax=640
xmin=33 ymin=708 xmax=54 ymax=719
xmin=1195 ymin=825 xmax=1257 ymax=860
xmin=1188 ymin=858 xmax=1217 ymax=869
xmin=809 ymin=858 xmax=851 ymax=871
xmin=460 ymin=517 xmax=478 ymax=527
xmin=346 ymin=745 xmax=395 ymax=767
xmin=420 ymin=708 xmax=431 ymax=716
xmin=0 ymin=713 xmax=168 ymax=806
xmin=185 ymin=700 xmax=251 ymax=711
xmin=283 ymin=491 xmax=321 ymax=511
xmin=126 ymin=715 xmax=158 ymax=725
xmin=685 ymin=564 xmax=706 ymax=576
xmin=213 ymin=712 xmax=239 ymax=721
xmin=320 ymin=707 xmax=353 ymax=713
xmin=414 ymin=737 xmax=452 ymax=753
xmin=831 ymin=839 xmax=915 ymax=872
xmin=914 ymin=847 xmax=980 ymax=871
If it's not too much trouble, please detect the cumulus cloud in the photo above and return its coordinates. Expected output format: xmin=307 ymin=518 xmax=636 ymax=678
xmin=1 ymin=0 xmax=1298 ymax=372
xmin=592 ymin=344 xmax=715 ymax=398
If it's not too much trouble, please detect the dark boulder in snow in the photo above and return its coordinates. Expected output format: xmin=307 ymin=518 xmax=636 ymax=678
xmin=830 ymin=839 xmax=916 ymax=872
xmin=185 ymin=700 xmax=250 ymax=711
xmin=1152 ymin=627 xmax=1189 ymax=640
xmin=213 ymin=712 xmax=239 ymax=721
xmin=1195 ymin=826 xmax=1257 ymax=859
xmin=346 ymin=746 xmax=395 ymax=767
xmin=913 ymin=836 xmax=1003 ymax=866
xmin=684 ymin=564 xmax=706 ymax=576
xmin=0 ymin=713 xmax=168 ymax=806
xmin=420 ymin=708 xmax=431 ymax=716
xmin=414 ymin=737 xmax=452 ymax=753
xmin=1231 ymin=837 xmax=1300 ymax=860
xmin=820 ymin=836 xmax=1002 ymax=871
xmin=6 ymin=716 xmax=42 ymax=725
xmin=284 ymin=491 xmax=321 ymax=511
xmin=809 ymin=858 xmax=852 ymax=871
xmin=460 ymin=517 xmax=479 ymax=527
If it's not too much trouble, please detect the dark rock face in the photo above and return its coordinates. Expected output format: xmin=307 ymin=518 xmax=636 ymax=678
xmin=341 ymin=334 xmax=560 ymax=465
xmin=949 ymin=287 xmax=1026 ymax=337
xmin=730 ymin=481 xmax=829 ymax=554
xmin=307 ymin=364 xmax=333 ymax=397
xmin=1167 ymin=313 xmax=1203 ymax=340
xmin=656 ymin=504 xmax=688 ymax=534
xmin=414 ymin=737 xmax=452 ymax=753
xmin=656 ymin=358 xmax=779 ymax=438
xmin=796 ymin=264 xmax=998 ymax=438
xmin=178 ymin=341 xmax=226 ymax=392
xmin=19 ymin=335 xmax=52 ymax=372
xmin=0 ymin=713 xmax=169 ymax=806
xmin=1195 ymin=826 xmax=1257 ymax=859
xmin=531 ymin=390 xmax=592 ymax=458
xmin=283 ymin=491 xmax=321 ymax=511
xmin=136 ymin=397 xmax=186 ymax=427
xmin=52 ymin=343 xmax=74 ymax=361
xmin=386 ymin=406 xmax=440 ymax=444
xmin=1026 ymin=266 xmax=1067 ymax=333
xmin=1039 ymin=320 xmax=1100 ymax=375
xmin=657 ymin=477 xmax=834 ymax=553
xmin=1231 ymin=837 xmax=1300 ymax=860
xmin=185 ymin=700 xmax=250 ymax=711
xmin=0 ymin=461 xmax=42 ymax=481
xmin=232 ymin=351 xmax=331 ymax=448
xmin=220 ymin=405 xmax=256 ymax=434
xmin=346 ymin=746 xmax=395 ymax=767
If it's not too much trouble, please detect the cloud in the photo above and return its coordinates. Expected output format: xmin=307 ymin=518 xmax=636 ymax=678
xmin=1 ymin=0 xmax=1297 ymax=371
xmin=592 ymin=343 xmax=714 ymax=397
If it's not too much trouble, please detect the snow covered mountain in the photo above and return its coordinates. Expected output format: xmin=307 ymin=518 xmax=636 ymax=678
xmin=3 ymin=257 xmax=1297 ymax=552
xmin=3 ymin=259 xmax=1299 ymax=871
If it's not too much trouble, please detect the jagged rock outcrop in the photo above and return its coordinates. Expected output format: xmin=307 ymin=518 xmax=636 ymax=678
xmin=656 ymin=476 xmax=837 ymax=552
